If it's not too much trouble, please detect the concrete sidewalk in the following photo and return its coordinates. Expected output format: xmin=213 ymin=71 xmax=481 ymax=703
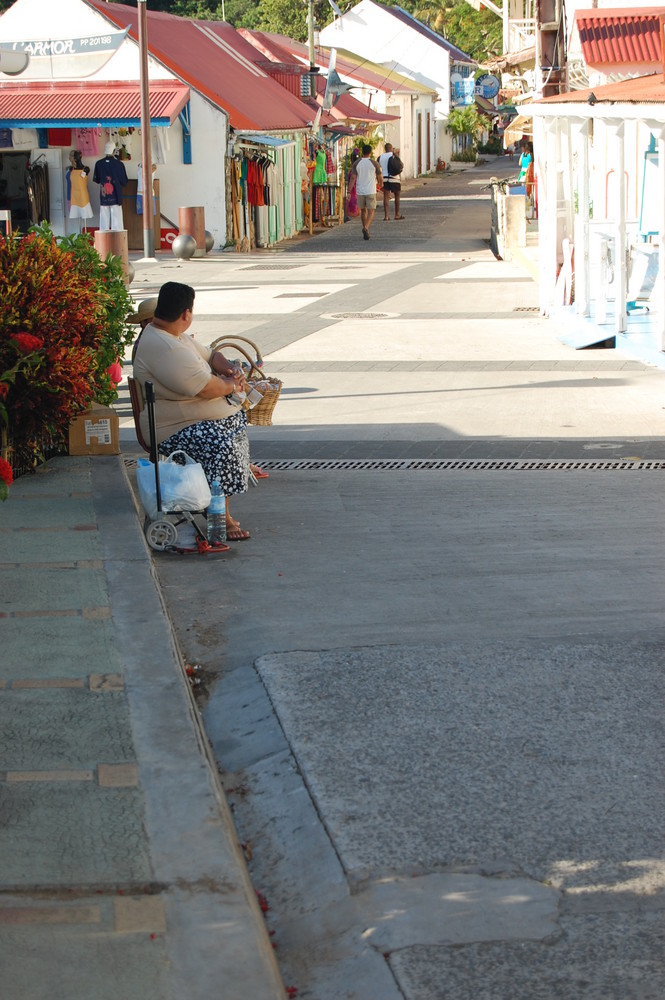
xmin=3 ymin=156 xmax=664 ymax=999
xmin=0 ymin=457 xmax=285 ymax=999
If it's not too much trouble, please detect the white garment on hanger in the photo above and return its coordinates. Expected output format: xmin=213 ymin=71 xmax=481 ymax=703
xmin=151 ymin=128 xmax=169 ymax=165
xmin=12 ymin=128 xmax=39 ymax=148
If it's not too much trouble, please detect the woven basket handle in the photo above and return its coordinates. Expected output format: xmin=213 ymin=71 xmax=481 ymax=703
xmin=210 ymin=334 xmax=264 ymax=368
xmin=212 ymin=341 xmax=263 ymax=380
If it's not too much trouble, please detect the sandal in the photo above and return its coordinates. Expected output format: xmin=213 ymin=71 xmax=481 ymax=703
xmin=395 ymin=215 xmax=405 ymax=220
xmin=250 ymin=464 xmax=269 ymax=479
xmin=227 ymin=527 xmax=251 ymax=541
xmin=226 ymin=517 xmax=251 ymax=541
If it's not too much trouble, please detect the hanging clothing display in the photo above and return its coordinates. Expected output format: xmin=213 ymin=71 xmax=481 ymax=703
xmin=66 ymin=151 xmax=92 ymax=222
xmin=152 ymin=128 xmax=170 ymax=165
xmin=136 ymin=161 xmax=156 ymax=216
xmin=74 ymin=128 xmax=101 ymax=157
xmin=93 ymin=146 xmax=128 ymax=231
xmin=12 ymin=129 xmax=39 ymax=149
xmin=67 ymin=166 xmax=93 ymax=220
xmin=25 ymin=159 xmax=49 ymax=225
xmin=302 ymin=139 xmax=339 ymax=229
xmin=312 ymin=148 xmax=327 ymax=186
xmin=48 ymin=129 xmax=72 ymax=147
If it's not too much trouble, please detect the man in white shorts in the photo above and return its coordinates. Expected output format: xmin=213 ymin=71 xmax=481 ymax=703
xmin=349 ymin=144 xmax=382 ymax=240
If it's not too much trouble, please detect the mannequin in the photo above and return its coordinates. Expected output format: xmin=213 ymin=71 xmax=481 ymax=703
xmin=92 ymin=141 xmax=128 ymax=231
xmin=66 ymin=150 xmax=92 ymax=231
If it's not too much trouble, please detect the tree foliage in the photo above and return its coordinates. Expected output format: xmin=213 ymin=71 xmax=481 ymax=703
xmin=0 ymin=0 xmax=501 ymax=59
xmin=408 ymin=0 xmax=502 ymax=62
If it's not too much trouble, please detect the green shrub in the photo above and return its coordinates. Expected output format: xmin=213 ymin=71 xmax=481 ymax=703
xmin=0 ymin=224 xmax=134 ymax=468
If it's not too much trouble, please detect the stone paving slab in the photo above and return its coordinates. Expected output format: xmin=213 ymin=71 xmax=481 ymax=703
xmin=0 ymin=618 xmax=122 ymax=678
xmin=0 ymin=895 xmax=170 ymax=1000
xmin=0 ymin=533 xmax=102 ymax=563
xmin=7 ymin=458 xmax=93 ymax=496
xmin=0 ymin=783 xmax=151 ymax=887
xmin=1 ymin=567 xmax=109 ymax=614
xmin=0 ymin=497 xmax=96 ymax=529
xmin=0 ymin=689 xmax=134 ymax=769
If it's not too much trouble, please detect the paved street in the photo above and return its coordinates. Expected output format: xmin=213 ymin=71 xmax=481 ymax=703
xmin=116 ymin=157 xmax=665 ymax=999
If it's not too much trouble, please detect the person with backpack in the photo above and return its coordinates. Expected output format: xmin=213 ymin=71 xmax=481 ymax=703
xmin=380 ymin=145 xmax=404 ymax=221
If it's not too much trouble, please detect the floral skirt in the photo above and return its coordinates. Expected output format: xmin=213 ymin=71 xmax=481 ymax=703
xmin=159 ymin=412 xmax=250 ymax=497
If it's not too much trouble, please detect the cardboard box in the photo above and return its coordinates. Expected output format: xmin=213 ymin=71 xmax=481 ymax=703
xmin=68 ymin=404 xmax=120 ymax=456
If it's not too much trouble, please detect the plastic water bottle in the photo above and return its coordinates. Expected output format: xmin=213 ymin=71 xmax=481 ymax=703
xmin=207 ymin=480 xmax=226 ymax=544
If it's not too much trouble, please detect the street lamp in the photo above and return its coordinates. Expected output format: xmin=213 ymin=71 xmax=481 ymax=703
xmin=137 ymin=0 xmax=155 ymax=258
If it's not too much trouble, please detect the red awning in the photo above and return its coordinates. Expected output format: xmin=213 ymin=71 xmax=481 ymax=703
xmin=0 ymin=80 xmax=190 ymax=128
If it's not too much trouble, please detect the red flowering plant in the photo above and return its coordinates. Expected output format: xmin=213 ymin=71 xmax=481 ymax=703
xmin=0 ymin=223 xmax=134 ymax=474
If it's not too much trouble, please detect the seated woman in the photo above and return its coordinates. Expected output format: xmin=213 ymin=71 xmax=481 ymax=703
xmin=132 ymin=281 xmax=251 ymax=540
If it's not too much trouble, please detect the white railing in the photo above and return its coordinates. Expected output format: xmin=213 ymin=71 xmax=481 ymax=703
xmin=509 ymin=18 xmax=537 ymax=51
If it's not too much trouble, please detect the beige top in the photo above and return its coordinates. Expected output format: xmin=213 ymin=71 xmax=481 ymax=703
xmin=133 ymin=324 xmax=241 ymax=444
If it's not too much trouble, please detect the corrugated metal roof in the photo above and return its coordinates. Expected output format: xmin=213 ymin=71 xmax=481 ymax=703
xmin=240 ymin=31 xmax=436 ymax=96
xmin=575 ymin=7 xmax=665 ymax=68
xmin=87 ymin=1 xmax=313 ymax=132
xmin=0 ymin=79 xmax=189 ymax=127
xmin=537 ymin=72 xmax=665 ymax=105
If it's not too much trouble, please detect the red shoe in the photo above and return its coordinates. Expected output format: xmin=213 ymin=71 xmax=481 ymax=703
xmin=251 ymin=464 xmax=269 ymax=479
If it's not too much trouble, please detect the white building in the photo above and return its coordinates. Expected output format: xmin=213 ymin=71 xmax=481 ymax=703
xmin=531 ymin=7 xmax=665 ymax=367
xmin=0 ymin=0 xmax=313 ymax=248
xmin=320 ymin=0 xmax=475 ymax=168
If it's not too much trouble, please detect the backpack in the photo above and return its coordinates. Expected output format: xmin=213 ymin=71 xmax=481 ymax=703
xmin=387 ymin=153 xmax=403 ymax=177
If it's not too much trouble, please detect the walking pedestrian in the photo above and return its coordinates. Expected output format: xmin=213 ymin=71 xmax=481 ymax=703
xmin=383 ymin=146 xmax=404 ymax=220
xmin=348 ymin=144 xmax=382 ymax=240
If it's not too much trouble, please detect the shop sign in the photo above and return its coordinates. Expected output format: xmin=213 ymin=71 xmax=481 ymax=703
xmin=161 ymin=228 xmax=178 ymax=251
xmin=450 ymin=74 xmax=475 ymax=107
xmin=0 ymin=30 xmax=128 ymax=79
xmin=475 ymin=74 xmax=501 ymax=99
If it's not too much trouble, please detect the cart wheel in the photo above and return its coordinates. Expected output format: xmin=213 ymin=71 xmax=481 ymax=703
xmin=146 ymin=519 xmax=178 ymax=551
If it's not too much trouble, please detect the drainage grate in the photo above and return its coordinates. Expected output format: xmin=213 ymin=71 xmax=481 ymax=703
xmin=327 ymin=312 xmax=392 ymax=319
xmin=276 ymin=292 xmax=328 ymax=298
xmin=513 ymin=306 xmax=540 ymax=312
xmin=249 ymin=458 xmax=665 ymax=473
xmin=240 ymin=264 xmax=305 ymax=270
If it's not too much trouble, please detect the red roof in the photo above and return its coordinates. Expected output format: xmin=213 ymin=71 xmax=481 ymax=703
xmin=0 ymin=79 xmax=189 ymax=127
xmin=240 ymin=30 xmax=423 ymax=96
xmin=537 ymin=72 xmax=665 ymax=105
xmin=575 ymin=7 xmax=665 ymax=69
xmin=87 ymin=1 xmax=313 ymax=132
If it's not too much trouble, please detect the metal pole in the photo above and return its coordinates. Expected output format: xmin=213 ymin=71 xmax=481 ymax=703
xmin=308 ymin=0 xmax=315 ymax=73
xmin=138 ymin=0 xmax=155 ymax=257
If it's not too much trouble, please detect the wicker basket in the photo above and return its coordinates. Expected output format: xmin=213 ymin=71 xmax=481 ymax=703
xmin=210 ymin=337 xmax=282 ymax=427
xmin=244 ymin=376 xmax=282 ymax=426
xmin=210 ymin=334 xmax=264 ymax=370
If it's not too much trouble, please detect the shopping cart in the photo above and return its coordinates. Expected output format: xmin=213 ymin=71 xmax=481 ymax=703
xmin=140 ymin=380 xmax=229 ymax=555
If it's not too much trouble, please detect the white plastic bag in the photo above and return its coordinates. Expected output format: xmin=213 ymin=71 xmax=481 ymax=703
xmin=136 ymin=450 xmax=211 ymax=519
